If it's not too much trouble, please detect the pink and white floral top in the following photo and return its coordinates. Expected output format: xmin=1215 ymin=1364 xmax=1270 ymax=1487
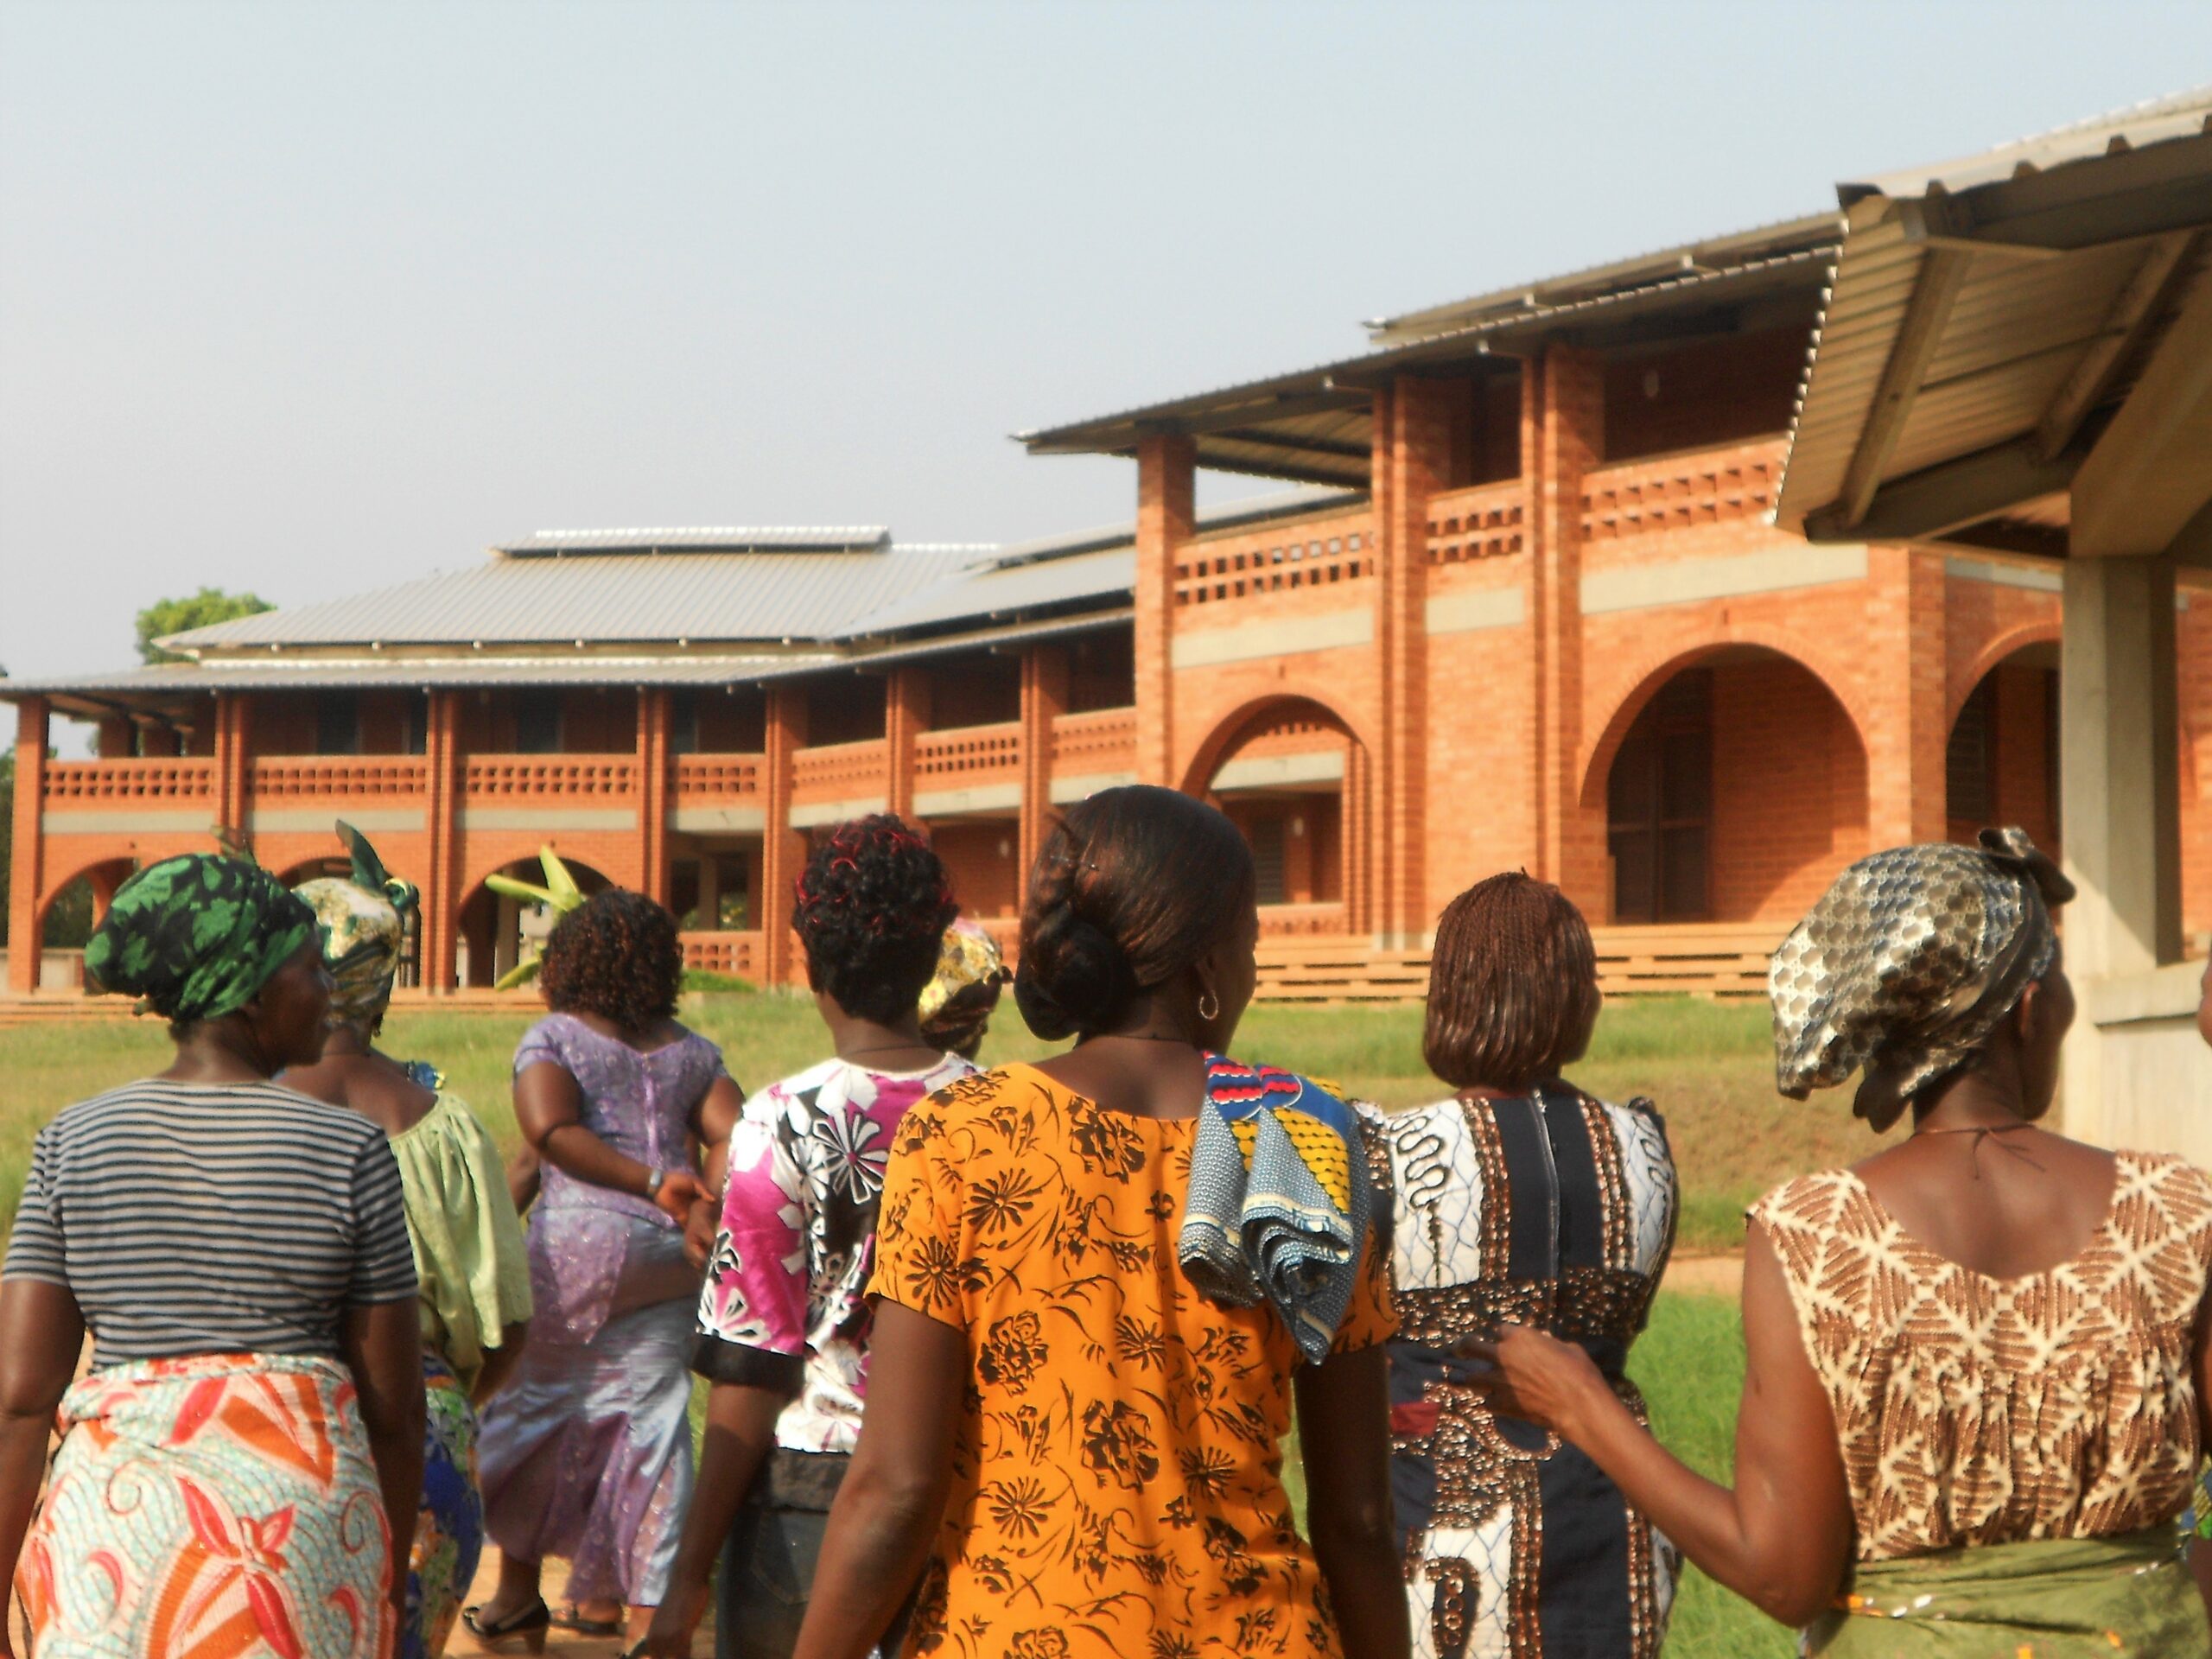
xmin=690 ymin=1052 xmax=977 ymax=1452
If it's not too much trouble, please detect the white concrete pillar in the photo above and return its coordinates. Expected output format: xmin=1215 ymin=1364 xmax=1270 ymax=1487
xmin=493 ymin=893 xmax=522 ymax=982
xmin=2060 ymin=555 xmax=2183 ymax=1143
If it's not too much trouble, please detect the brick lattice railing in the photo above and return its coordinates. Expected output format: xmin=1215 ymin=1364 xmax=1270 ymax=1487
xmin=672 ymin=753 xmax=765 ymax=798
xmin=251 ymin=758 xmax=430 ymax=798
xmin=463 ymin=755 xmax=637 ymax=797
xmin=1426 ymin=479 xmax=1524 ymax=564
xmin=790 ymin=739 xmax=889 ymax=801
xmin=1173 ymin=506 xmax=1374 ymax=607
xmin=41 ymin=758 xmax=215 ymax=802
xmin=915 ymin=722 xmax=1021 ymax=782
xmin=1048 ymin=709 xmax=1136 ymax=774
xmin=1580 ymin=438 xmax=1786 ymax=543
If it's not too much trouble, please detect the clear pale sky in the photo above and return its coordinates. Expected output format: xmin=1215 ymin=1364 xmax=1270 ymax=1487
xmin=4 ymin=1 xmax=2209 ymax=718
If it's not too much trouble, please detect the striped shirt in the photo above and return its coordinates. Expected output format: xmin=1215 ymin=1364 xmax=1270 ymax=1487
xmin=3 ymin=1078 xmax=418 ymax=1366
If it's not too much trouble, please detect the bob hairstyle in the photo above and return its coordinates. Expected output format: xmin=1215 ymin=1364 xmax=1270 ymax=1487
xmin=791 ymin=815 xmax=958 ymax=1025
xmin=1423 ymin=871 xmax=1601 ymax=1092
xmin=1014 ymin=785 xmax=1255 ymax=1042
xmin=539 ymin=887 xmax=683 ymax=1032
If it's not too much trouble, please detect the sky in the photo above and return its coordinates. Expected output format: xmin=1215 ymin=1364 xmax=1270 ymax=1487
xmin=4 ymin=0 xmax=2211 ymax=728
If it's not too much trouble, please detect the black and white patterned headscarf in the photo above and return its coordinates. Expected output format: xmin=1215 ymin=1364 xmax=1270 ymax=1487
xmin=1769 ymin=827 xmax=2075 ymax=1131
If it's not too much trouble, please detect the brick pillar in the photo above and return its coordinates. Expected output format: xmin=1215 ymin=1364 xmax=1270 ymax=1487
xmin=1528 ymin=347 xmax=1604 ymax=904
xmin=1135 ymin=434 xmax=1195 ymax=787
xmin=760 ymin=687 xmax=805 ymax=987
xmin=1018 ymin=645 xmax=1069 ymax=901
xmin=1342 ymin=741 xmax=1373 ymax=936
xmin=887 ymin=669 xmax=929 ymax=821
xmin=95 ymin=717 xmax=133 ymax=760
xmin=637 ymin=688 xmax=671 ymax=905
xmin=1372 ymin=378 xmax=1452 ymax=944
xmin=422 ymin=691 xmax=463 ymax=993
xmin=1863 ymin=545 xmax=1949 ymax=849
xmin=8 ymin=697 xmax=49 ymax=994
xmin=213 ymin=693 xmax=254 ymax=852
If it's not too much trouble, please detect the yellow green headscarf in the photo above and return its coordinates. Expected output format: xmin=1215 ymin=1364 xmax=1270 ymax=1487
xmin=294 ymin=822 xmax=419 ymax=1039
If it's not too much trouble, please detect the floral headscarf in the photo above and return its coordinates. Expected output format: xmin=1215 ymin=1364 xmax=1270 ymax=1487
xmin=293 ymin=822 xmax=419 ymax=1039
xmin=85 ymin=854 xmax=319 ymax=1027
xmin=1768 ymin=826 xmax=2075 ymax=1131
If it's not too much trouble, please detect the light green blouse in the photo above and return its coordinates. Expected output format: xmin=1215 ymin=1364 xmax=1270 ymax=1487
xmin=389 ymin=1093 xmax=533 ymax=1392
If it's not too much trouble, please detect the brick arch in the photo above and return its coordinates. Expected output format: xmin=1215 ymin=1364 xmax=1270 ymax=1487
xmin=1578 ymin=626 xmax=1872 ymax=817
xmin=33 ymin=852 xmax=140 ymax=936
xmin=1947 ymin=621 xmax=2063 ymax=732
xmin=458 ymin=842 xmax=638 ymax=905
xmin=1175 ymin=686 xmax=1375 ymax=798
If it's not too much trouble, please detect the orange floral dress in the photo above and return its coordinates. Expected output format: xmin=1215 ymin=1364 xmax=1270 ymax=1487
xmin=869 ymin=1064 xmax=1396 ymax=1659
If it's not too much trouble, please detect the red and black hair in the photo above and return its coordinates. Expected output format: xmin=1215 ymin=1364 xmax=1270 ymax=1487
xmin=539 ymin=887 xmax=683 ymax=1032
xmin=792 ymin=815 xmax=958 ymax=1025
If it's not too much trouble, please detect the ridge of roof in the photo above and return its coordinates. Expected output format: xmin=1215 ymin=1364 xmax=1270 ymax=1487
xmin=494 ymin=525 xmax=892 ymax=556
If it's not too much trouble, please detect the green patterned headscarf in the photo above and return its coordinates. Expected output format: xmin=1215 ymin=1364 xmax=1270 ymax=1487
xmin=86 ymin=854 xmax=320 ymax=1027
xmin=294 ymin=822 xmax=419 ymax=1038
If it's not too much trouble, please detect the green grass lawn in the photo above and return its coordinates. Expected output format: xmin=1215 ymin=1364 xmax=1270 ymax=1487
xmin=0 ymin=991 xmax=1832 ymax=1651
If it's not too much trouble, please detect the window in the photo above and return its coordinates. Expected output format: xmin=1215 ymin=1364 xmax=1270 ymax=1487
xmin=513 ymin=694 xmax=563 ymax=754
xmin=1947 ymin=677 xmax=1996 ymax=823
xmin=315 ymin=692 xmax=361 ymax=756
xmin=1607 ymin=670 xmax=1713 ymax=923
xmin=670 ymin=691 xmax=700 ymax=756
xmin=1248 ymin=814 xmax=1288 ymax=906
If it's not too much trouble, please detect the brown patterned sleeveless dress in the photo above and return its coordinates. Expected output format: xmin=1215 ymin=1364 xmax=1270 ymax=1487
xmin=1749 ymin=1148 xmax=2212 ymax=1564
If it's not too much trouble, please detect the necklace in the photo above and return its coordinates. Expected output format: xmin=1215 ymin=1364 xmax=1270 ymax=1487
xmin=1912 ymin=1121 xmax=2037 ymax=1179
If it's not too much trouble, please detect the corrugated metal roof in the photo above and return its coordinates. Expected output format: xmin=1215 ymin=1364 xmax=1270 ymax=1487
xmin=990 ymin=485 xmax=1363 ymax=567
xmin=3 ymin=653 xmax=838 ymax=701
xmin=839 ymin=547 xmax=1135 ymax=636
xmin=1777 ymin=88 xmax=2212 ymax=539
xmin=493 ymin=526 xmax=892 ymax=555
xmin=1019 ymin=250 xmax=1834 ymax=479
xmin=1366 ymin=212 xmax=1841 ymax=343
xmin=163 ymin=545 xmax=992 ymax=651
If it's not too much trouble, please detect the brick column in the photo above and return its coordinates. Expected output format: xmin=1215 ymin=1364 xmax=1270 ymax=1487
xmin=95 ymin=717 xmax=133 ymax=760
xmin=1135 ymin=434 xmax=1195 ymax=787
xmin=760 ymin=687 xmax=805 ymax=987
xmin=637 ymin=688 xmax=671 ymax=905
xmin=1528 ymin=347 xmax=1604 ymax=904
xmin=421 ymin=691 xmax=463 ymax=993
xmin=887 ymin=669 xmax=929 ymax=821
xmin=1862 ymin=545 xmax=1949 ymax=849
xmin=8 ymin=697 xmax=49 ymax=994
xmin=1372 ymin=378 xmax=1453 ymax=944
xmin=213 ymin=692 xmax=254 ymax=853
xmin=1343 ymin=741 xmax=1374 ymax=936
xmin=1018 ymin=645 xmax=1068 ymax=899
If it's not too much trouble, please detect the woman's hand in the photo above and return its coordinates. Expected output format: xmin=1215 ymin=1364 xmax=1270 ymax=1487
xmin=683 ymin=1198 xmax=721 ymax=1270
xmin=651 ymin=1167 xmax=709 ymax=1224
xmin=1459 ymin=1323 xmax=1611 ymax=1443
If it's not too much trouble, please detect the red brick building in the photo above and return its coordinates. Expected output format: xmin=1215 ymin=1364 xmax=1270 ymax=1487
xmin=8 ymin=211 xmax=2208 ymax=995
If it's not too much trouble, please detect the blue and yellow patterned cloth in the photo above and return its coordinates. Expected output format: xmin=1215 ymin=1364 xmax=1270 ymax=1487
xmin=1178 ymin=1053 xmax=1376 ymax=1363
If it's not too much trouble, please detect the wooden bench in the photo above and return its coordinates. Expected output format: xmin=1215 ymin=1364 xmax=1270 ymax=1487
xmin=1253 ymin=925 xmax=1783 ymax=1005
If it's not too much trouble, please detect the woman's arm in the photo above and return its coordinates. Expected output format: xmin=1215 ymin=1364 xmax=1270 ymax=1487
xmin=692 ymin=1075 xmax=746 ymax=1193
xmin=635 ymin=1382 xmax=786 ymax=1656
xmin=0 ymin=1280 xmax=84 ymax=1656
xmin=470 ymin=1321 xmax=530 ymax=1408
xmin=340 ymin=1299 xmax=428 ymax=1629
xmin=1295 ymin=1345 xmax=1410 ymax=1659
xmin=513 ymin=1060 xmax=706 ymax=1219
xmin=790 ymin=1304 xmax=967 ymax=1659
xmin=1468 ymin=1224 xmax=1853 ymax=1627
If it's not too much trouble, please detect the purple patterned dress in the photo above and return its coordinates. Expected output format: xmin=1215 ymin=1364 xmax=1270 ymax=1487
xmin=474 ymin=1014 xmax=728 ymax=1607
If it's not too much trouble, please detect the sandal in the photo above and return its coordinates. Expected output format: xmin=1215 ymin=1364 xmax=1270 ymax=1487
xmin=462 ymin=1596 xmax=550 ymax=1654
xmin=551 ymin=1601 xmax=625 ymax=1637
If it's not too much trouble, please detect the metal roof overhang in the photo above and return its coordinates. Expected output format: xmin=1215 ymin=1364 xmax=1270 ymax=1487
xmin=1778 ymin=98 xmax=2212 ymax=561
xmin=1018 ymin=251 xmax=1835 ymax=486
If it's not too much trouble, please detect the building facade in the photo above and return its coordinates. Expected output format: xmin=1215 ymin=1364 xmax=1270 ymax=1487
xmin=10 ymin=213 xmax=2211 ymax=995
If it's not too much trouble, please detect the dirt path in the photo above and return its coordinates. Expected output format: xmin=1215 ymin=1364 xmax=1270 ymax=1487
xmin=1664 ymin=1253 xmax=1744 ymax=1299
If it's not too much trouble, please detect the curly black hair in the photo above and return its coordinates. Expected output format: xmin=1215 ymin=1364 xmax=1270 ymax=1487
xmin=538 ymin=887 xmax=683 ymax=1032
xmin=792 ymin=815 xmax=957 ymax=1025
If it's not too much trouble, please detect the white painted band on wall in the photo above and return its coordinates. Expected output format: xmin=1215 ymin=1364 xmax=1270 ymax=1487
xmin=671 ymin=805 xmax=768 ymax=834
xmin=1211 ymin=750 xmax=1346 ymax=792
xmin=249 ymin=808 xmax=426 ymax=834
xmin=460 ymin=808 xmax=639 ymax=832
xmin=1945 ymin=555 xmax=2063 ymax=594
xmin=1580 ymin=543 xmax=1869 ymax=615
xmin=788 ymin=795 xmax=889 ymax=829
xmin=43 ymin=811 xmax=216 ymax=836
xmin=913 ymin=783 xmax=1022 ymax=818
xmin=1047 ymin=771 xmax=1138 ymax=804
xmin=1425 ymin=586 xmax=1525 ymax=636
xmin=1170 ymin=608 xmax=1372 ymax=669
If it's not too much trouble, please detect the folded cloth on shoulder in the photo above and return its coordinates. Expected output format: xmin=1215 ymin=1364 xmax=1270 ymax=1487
xmin=1178 ymin=1053 xmax=1376 ymax=1363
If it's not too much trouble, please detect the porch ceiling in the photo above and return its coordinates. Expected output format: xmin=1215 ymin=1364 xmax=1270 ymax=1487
xmin=1777 ymin=88 xmax=2212 ymax=559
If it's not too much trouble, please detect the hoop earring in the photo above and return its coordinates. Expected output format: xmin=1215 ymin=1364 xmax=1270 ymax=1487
xmin=1198 ymin=989 xmax=1221 ymax=1023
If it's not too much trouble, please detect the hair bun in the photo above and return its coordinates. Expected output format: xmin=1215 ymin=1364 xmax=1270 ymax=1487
xmin=1014 ymin=903 xmax=1139 ymax=1040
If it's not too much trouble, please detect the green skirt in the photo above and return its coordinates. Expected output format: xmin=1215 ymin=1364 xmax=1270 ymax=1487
xmin=1806 ymin=1526 xmax=2209 ymax=1657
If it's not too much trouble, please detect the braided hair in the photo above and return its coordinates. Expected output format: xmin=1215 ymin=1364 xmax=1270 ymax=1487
xmin=539 ymin=887 xmax=683 ymax=1032
xmin=1422 ymin=871 xmax=1601 ymax=1092
xmin=1014 ymin=785 xmax=1255 ymax=1042
xmin=792 ymin=815 xmax=957 ymax=1025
